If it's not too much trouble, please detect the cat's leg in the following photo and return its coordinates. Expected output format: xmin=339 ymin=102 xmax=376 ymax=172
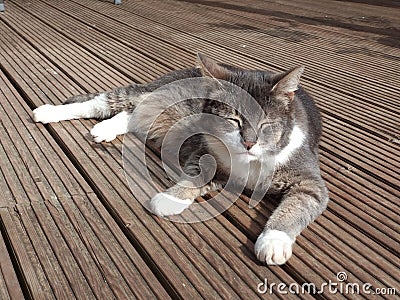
xmin=255 ymin=172 xmax=328 ymax=265
xmin=33 ymin=93 xmax=112 ymax=124
xmin=148 ymin=149 xmax=221 ymax=216
xmin=148 ymin=179 xmax=220 ymax=217
xmin=90 ymin=111 xmax=131 ymax=143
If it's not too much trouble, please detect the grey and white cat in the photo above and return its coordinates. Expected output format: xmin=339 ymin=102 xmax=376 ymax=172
xmin=33 ymin=54 xmax=329 ymax=265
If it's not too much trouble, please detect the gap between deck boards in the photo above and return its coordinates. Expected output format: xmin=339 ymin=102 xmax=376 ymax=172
xmin=0 ymin=66 xmax=183 ymax=299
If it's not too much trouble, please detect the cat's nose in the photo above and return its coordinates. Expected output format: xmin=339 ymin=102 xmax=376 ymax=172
xmin=243 ymin=141 xmax=256 ymax=150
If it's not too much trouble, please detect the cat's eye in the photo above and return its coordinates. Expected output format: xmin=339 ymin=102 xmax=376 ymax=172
xmin=226 ymin=117 xmax=242 ymax=128
xmin=259 ymin=119 xmax=280 ymax=128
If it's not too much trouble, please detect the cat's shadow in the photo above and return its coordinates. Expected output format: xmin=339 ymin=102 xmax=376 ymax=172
xmin=29 ymin=118 xmax=112 ymax=154
xmin=27 ymin=117 xmax=36 ymax=124
xmin=233 ymin=194 xmax=281 ymax=266
xmin=240 ymin=222 xmax=268 ymax=266
xmin=83 ymin=132 xmax=120 ymax=153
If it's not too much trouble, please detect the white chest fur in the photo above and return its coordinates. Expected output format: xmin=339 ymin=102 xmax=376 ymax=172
xmin=275 ymin=125 xmax=305 ymax=166
xmin=215 ymin=125 xmax=306 ymax=190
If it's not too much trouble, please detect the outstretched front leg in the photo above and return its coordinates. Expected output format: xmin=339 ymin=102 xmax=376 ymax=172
xmin=254 ymin=167 xmax=329 ymax=265
xmin=33 ymin=92 xmax=113 ymax=124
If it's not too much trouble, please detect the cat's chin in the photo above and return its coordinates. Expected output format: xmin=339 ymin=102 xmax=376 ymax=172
xmin=235 ymin=152 xmax=259 ymax=163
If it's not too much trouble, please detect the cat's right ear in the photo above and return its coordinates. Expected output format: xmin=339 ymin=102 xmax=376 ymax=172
xmin=196 ymin=53 xmax=232 ymax=80
xmin=271 ymin=66 xmax=305 ymax=102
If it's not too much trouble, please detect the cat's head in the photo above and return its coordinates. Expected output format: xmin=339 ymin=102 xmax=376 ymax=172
xmin=197 ymin=53 xmax=305 ymax=164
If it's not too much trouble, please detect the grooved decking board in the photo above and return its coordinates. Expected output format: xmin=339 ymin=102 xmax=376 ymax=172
xmin=0 ymin=69 xmax=170 ymax=299
xmin=112 ymin=0 xmax=400 ymax=94
xmin=18 ymin=0 xmax=400 ymax=175
xmin=0 ymin=0 xmax=399 ymax=299
xmin=181 ymin=0 xmax=400 ymax=45
xmin=0 ymin=227 xmax=24 ymax=300
xmin=9 ymin=0 xmax=398 ymax=242
xmin=61 ymin=0 xmax=400 ymax=134
xmin=5 ymin=0 xmax=398 ymax=206
xmin=0 ymin=7 xmax=307 ymax=299
xmin=225 ymin=195 xmax=399 ymax=299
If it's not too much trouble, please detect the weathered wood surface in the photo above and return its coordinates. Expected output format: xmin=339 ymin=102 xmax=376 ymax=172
xmin=0 ymin=0 xmax=398 ymax=298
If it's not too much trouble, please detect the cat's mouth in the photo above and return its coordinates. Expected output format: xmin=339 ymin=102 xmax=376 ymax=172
xmin=237 ymin=152 xmax=256 ymax=156
xmin=236 ymin=152 xmax=259 ymax=161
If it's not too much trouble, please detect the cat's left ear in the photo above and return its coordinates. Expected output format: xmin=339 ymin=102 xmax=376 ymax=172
xmin=196 ymin=52 xmax=233 ymax=80
xmin=271 ymin=66 xmax=305 ymax=101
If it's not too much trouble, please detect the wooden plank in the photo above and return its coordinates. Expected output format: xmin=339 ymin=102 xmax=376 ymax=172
xmin=224 ymin=0 xmax=400 ymax=37
xmin=0 ymin=12 xmax=240 ymax=300
xmin=165 ymin=0 xmax=400 ymax=72
xmin=69 ymin=0 xmax=400 ymax=120
xmin=0 ymin=71 xmax=170 ymax=298
xmin=0 ymin=3 xmax=317 ymax=298
xmin=0 ymin=4 xmax=130 ymax=91
xmin=48 ymin=2 xmax=192 ymax=70
xmin=16 ymin=202 xmax=88 ymax=299
xmin=0 ymin=226 xmax=25 ymax=300
xmin=0 ymin=126 xmax=32 ymax=205
xmin=226 ymin=197 xmax=392 ymax=300
xmin=11 ymin=1 xmax=171 ymax=82
xmin=321 ymin=161 xmax=399 ymax=229
xmin=0 ymin=208 xmax=56 ymax=299
xmin=0 ymin=0 xmax=399 ymax=299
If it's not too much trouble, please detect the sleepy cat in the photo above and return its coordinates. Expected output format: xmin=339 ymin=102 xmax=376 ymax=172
xmin=33 ymin=53 xmax=329 ymax=265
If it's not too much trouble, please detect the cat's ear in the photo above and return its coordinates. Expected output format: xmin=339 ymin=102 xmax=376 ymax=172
xmin=196 ymin=53 xmax=232 ymax=80
xmin=271 ymin=66 xmax=304 ymax=101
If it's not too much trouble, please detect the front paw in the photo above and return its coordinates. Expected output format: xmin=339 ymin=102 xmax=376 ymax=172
xmin=254 ymin=230 xmax=294 ymax=265
xmin=148 ymin=193 xmax=192 ymax=217
xmin=33 ymin=104 xmax=61 ymax=123
xmin=90 ymin=120 xmax=117 ymax=143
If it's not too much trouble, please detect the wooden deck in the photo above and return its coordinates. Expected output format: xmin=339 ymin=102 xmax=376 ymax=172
xmin=0 ymin=0 xmax=399 ymax=299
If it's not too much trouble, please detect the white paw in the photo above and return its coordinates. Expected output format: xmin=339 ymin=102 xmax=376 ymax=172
xmin=148 ymin=193 xmax=192 ymax=217
xmin=254 ymin=230 xmax=294 ymax=265
xmin=33 ymin=104 xmax=63 ymax=123
xmin=90 ymin=120 xmax=118 ymax=143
